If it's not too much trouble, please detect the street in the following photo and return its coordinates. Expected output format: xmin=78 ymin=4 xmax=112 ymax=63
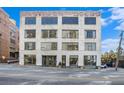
xmin=0 ymin=63 xmax=124 ymax=85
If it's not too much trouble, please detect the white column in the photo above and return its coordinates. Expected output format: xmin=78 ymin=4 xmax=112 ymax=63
xmin=96 ymin=53 xmax=101 ymax=67
xmin=66 ymin=55 xmax=69 ymax=67
xmin=19 ymin=16 xmax=25 ymax=65
xmin=36 ymin=16 xmax=42 ymax=66
xmin=19 ymin=52 xmax=24 ymax=65
xmin=36 ymin=53 xmax=42 ymax=65
xmin=78 ymin=55 xmax=84 ymax=67
xmin=56 ymin=16 xmax=62 ymax=66
xmin=56 ymin=54 xmax=61 ymax=66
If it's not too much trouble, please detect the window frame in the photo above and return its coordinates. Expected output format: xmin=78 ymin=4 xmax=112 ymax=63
xmin=85 ymin=42 xmax=96 ymax=51
xmin=41 ymin=17 xmax=58 ymax=25
xmin=25 ymin=42 xmax=36 ymax=50
xmin=41 ymin=29 xmax=57 ymax=38
xmin=84 ymin=17 xmax=96 ymax=25
xmin=85 ymin=30 xmax=96 ymax=39
xmin=62 ymin=17 xmax=79 ymax=24
xmin=24 ymin=29 xmax=36 ymax=38
xmin=25 ymin=17 xmax=36 ymax=25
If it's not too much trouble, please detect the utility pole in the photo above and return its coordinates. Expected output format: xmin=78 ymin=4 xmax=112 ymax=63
xmin=115 ymin=31 xmax=124 ymax=71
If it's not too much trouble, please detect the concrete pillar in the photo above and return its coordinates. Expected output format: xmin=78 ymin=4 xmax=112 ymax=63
xmin=36 ymin=16 xmax=42 ymax=66
xmin=66 ymin=55 xmax=69 ymax=67
xmin=78 ymin=55 xmax=84 ymax=67
xmin=96 ymin=54 xmax=101 ymax=67
xmin=19 ymin=52 xmax=24 ymax=65
xmin=36 ymin=53 xmax=42 ymax=66
xmin=56 ymin=54 xmax=62 ymax=66
xmin=19 ymin=16 xmax=26 ymax=66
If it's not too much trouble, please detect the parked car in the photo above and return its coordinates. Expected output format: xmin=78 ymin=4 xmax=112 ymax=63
xmin=6 ymin=58 xmax=19 ymax=64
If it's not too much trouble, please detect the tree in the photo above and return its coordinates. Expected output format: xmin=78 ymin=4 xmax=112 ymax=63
xmin=101 ymin=50 xmax=117 ymax=64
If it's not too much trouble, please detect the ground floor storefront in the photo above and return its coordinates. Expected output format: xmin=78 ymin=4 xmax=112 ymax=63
xmin=20 ymin=54 xmax=101 ymax=68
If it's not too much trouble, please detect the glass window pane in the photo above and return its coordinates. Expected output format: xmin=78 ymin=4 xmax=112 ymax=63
xmin=42 ymin=17 xmax=58 ymax=25
xmin=25 ymin=17 xmax=36 ymax=25
xmin=62 ymin=17 xmax=78 ymax=24
xmin=49 ymin=30 xmax=57 ymax=38
xmin=85 ymin=30 xmax=96 ymax=39
xmin=25 ymin=29 xmax=36 ymax=38
xmin=62 ymin=30 xmax=78 ymax=38
xmin=84 ymin=55 xmax=97 ymax=66
xmin=41 ymin=42 xmax=57 ymax=50
xmin=42 ymin=30 xmax=57 ymax=38
xmin=42 ymin=30 xmax=48 ymax=38
xmin=25 ymin=42 xmax=35 ymax=50
xmin=62 ymin=42 xmax=78 ymax=50
xmin=24 ymin=55 xmax=36 ymax=64
xmin=85 ymin=42 xmax=96 ymax=51
xmin=85 ymin=17 xmax=96 ymax=25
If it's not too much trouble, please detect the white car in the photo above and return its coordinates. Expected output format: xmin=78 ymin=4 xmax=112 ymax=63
xmin=101 ymin=64 xmax=107 ymax=68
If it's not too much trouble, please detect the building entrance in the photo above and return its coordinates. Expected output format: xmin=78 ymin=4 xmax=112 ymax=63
xmin=69 ymin=55 xmax=78 ymax=67
xmin=84 ymin=55 xmax=97 ymax=69
xmin=42 ymin=56 xmax=56 ymax=67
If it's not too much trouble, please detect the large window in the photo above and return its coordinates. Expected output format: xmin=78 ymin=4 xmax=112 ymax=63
xmin=41 ymin=42 xmax=57 ymax=50
xmin=85 ymin=30 xmax=96 ymax=39
xmin=24 ymin=29 xmax=36 ymax=38
xmin=85 ymin=17 xmax=96 ymax=25
xmin=85 ymin=42 xmax=96 ymax=51
xmin=25 ymin=17 xmax=36 ymax=25
xmin=42 ymin=17 xmax=58 ymax=25
xmin=42 ymin=29 xmax=57 ymax=38
xmin=10 ymin=31 xmax=16 ymax=39
xmin=84 ymin=55 xmax=97 ymax=67
xmin=62 ymin=42 xmax=78 ymax=50
xmin=62 ymin=30 xmax=78 ymax=38
xmin=70 ymin=55 xmax=78 ymax=66
xmin=24 ymin=55 xmax=36 ymax=64
xmin=62 ymin=17 xmax=78 ymax=24
xmin=25 ymin=42 xmax=35 ymax=50
xmin=10 ymin=38 xmax=16 ymax=44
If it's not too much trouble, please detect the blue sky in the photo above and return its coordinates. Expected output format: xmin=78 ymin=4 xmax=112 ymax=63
xmin=2 ymin=7 xmax=124 ymax=52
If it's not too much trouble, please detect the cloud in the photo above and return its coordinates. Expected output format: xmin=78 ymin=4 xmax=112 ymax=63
xmin=109 ymin=7 xmax=124 ymax=20
xmin=102 ymin=38 xmax=119 ymax=53
xmin=101 ymin=17 xmax=113 ymax=27
xmin=108 ymin=7 xmax=124 ymax=30
xmin=101 ymin=18 xmax=107 ymax=26
xmin=114 ymin=22 xmax=124 ymax=30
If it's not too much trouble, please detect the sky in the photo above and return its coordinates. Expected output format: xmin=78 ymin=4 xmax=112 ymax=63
xmin=2 ymin=7 xmax=124 ymax=53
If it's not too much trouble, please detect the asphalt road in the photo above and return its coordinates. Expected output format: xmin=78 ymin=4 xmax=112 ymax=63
xmin=0 ymin=63 xmax=124 ymax=85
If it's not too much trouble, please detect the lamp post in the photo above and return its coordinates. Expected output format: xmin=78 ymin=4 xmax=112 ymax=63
xmin=115 ymin=31 xmax=124 ymax=71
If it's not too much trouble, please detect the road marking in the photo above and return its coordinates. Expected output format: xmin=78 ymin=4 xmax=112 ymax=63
xmin=88 ymin=81 xmax=112 ymax=85
xmin=69 ymin=74 xmax=90 ymax=78
xmin=20 ymin=82 xmax=29 ymax=85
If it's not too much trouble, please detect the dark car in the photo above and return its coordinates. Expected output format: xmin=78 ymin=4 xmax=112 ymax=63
xmin=6 ymin=58 xmax=19 ymax=64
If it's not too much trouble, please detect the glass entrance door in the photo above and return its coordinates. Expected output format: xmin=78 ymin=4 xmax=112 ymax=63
xmin=84 ymin=55 xmax=97 ymax=69
xmin=70 ymin=55 xmax=78 ymax=67
xmin=42 ymin=55 xmax=56 ymax=67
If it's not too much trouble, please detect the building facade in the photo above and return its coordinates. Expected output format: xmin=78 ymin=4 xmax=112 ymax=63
xmin=20 ymin=11 xmax=101 ymax=68
xmin=0 ymin=8 xmax=19 ymax=62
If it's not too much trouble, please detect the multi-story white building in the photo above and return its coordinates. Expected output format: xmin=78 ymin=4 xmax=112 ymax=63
xmin=19 ymin=11 xmax=101 ymax=68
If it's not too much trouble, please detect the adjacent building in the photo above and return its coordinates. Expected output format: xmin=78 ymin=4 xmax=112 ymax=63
xmin=0 ymin=8 xmax=19 ymax=62
xmin=20 ymin=11 xmax=101 ymax=68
